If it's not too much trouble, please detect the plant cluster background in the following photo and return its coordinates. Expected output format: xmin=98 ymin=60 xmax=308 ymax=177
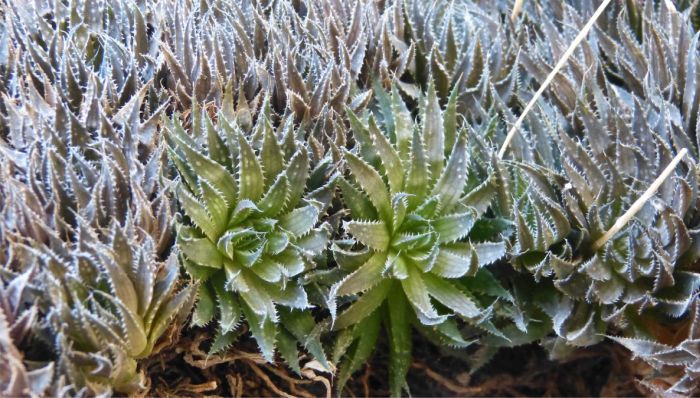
xmin=2 ymin=0 xmax=700 ymax=396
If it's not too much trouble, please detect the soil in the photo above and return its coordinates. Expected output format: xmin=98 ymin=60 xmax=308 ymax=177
xmin=142 ymin=325 xmax=651 ymax=397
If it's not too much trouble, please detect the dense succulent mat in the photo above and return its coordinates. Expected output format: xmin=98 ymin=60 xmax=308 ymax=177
xmin=2 ymin=0 xmax=700 ymax=396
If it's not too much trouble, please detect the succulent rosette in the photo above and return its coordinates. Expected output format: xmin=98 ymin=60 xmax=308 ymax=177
xmin=167 ymin=109 xmax=333 ymax=367
xmin=329 ymin=84 xmax=509 ymax=395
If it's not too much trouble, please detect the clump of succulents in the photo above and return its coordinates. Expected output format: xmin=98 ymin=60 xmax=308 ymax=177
xmin=0 ymin=137 xmax=193 ymax=395
xmin=0 ymin=0 xmax=193 ymax=394
xmin=0 ymin=139 xmax=191 ymax=396
xmin=0 ymin=251 xmax=55 ymax=398
xmin=0 ymin=309 xmax=54 ymax=397
xmin=519 ymin=0 xmax=700 ymax=164
xmin=508 ymin=139 xmax=699 ymax=346
xmin=495 ymin=5 xmax=700 ymax=388
xmin=508 ymin=0 xmax=700 ymax=334
xmin=158 ymin=0 xmax=377 ymax=125
xmin=3 ymin=0 xmax=700 ymax=395
xmin=612 ymin=298 xmax=700 ymax=395
xmin=392 ymin=0 xmax=521 ymax=113
xmin=43 ymin=223 xmax=194 ymax=394
xmin=167 ymin=106 xmax=333 ymax=367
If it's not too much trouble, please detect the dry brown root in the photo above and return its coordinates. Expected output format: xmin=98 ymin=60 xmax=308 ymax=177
xmin=405 ymin=342 xmax=650 ymax=397
xmin=141 ymin=324 xmax=654 ymax=397
xmin=414 ymin=360 xmax=537 ymax=397
xmin=141 ymin=330 xmax=331 ymax=397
